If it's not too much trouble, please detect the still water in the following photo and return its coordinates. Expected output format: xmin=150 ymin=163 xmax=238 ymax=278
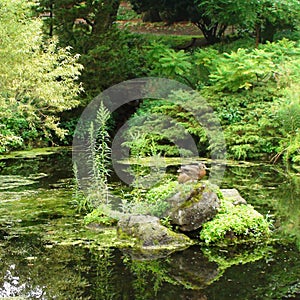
xmin=0 ymin=148 xmax=299 ymax=299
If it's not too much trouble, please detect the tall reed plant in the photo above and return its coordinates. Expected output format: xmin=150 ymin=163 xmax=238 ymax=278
xmin=74 ymin=102 xmax=111 ymax=212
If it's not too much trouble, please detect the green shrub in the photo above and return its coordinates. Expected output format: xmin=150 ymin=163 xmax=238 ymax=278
xmin=144 ymin=180 xmax=179 ymax=216
xmin=275 ymin=84 xmax=300 ymax=164
xmin=0 ymin=0 xmax=83 ymax=152
xmin=124 ymin=39 xmax=300 ymax=161
xmin=200 ymin=198 xmax=271 ymax=246
xmin=123 ymin=89 xmax=219 ymax=157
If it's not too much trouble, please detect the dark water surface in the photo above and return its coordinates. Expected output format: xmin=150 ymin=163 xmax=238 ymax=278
xmin=0 ymin=148 xmax=299 ymax=299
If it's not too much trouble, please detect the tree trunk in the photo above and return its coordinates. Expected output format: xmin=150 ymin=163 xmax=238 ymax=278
xmin=194 ymin=20 xmax=226 ymax=45
xmin=255 ymin=24 xmax=261 ymax=48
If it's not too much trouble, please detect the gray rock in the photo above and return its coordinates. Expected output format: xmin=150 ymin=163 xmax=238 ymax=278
xmin=167 ymin=185 xmax=220 ymax=231
xmin=117 ymin=215 xmax=192 ymax=258
xmin=221 ymin=188 xmax=247 ymax=206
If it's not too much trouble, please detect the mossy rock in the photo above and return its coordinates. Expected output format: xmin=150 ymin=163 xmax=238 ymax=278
xmin=117 ymin=214 xmax=193 ymax=259
xmin=166 ymin=182 xmax=221 ymax=231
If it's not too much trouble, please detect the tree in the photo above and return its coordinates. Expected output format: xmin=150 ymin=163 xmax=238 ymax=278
xmin=129 ymin=0 xmax=300 ymax=44
xmin=0 ymin=0 xmax=83 ymax=152
xmin=35 ymin=0 xmax=146 ymax=97
xmin=192 ymin=0 xmax=258 ymax=44
xmin=255 ymin=0 xmax=300 ymax=45
xmin=36 ymin=0 xmax=121 ymax=53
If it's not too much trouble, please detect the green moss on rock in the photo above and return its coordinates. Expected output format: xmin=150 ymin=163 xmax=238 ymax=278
xmin=200 ymin=195 xmax=271 ymax=246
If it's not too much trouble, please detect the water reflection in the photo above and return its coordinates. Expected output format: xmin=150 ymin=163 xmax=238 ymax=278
xmin=0 ymin=149 xmax=299 ymax=299
xmin=1 ymin=237 xmax=298 ymax=299
xmin=0 ymin=235 xmax=90 ymax=299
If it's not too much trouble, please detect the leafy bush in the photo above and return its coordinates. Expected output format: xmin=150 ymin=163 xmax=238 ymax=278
xmin=145 ymin=43 xmax=193 ymax=86
xmin=123 ymin=89 xmax=215 ymax=157
xmin=119 ymin=178 xmax=179 ymax=217
xmin=196 ymin=39 xmax=300 ymax=92
xmin=0 ymin=0 xmax=83 ymax=153
xmin=143 ymin=180 xmax=179 ymax=216
xmin=275 ymin=84 xmax=300 ymax=163
xmin=204 ymin=86 xmax=283 ymax=159
xmin=135 ymin=39 xmax=300 ymax=161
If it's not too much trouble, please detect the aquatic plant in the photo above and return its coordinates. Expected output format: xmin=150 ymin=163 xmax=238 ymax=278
xmin=74 ymin=102 xmax=111 ymax=212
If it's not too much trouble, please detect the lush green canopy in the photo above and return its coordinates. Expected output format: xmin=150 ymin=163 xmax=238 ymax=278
xmin=0 ymin=0 xmax=83 ymax=152
xmin=130 ymin=0 xmax=300 ymax=43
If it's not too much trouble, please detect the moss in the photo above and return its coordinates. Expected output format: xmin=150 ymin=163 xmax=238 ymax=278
xmin=177 ymin=181 xmax=220 ymax=209
xmin=0 ymin=146 xmax=68 ymax=160
xmin=200 ymin=197 xmax=271 ymax=246
xmin=83 ymin=208 xmax=118 ymax=227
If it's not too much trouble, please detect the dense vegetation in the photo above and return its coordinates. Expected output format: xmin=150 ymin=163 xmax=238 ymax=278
xmin=127 ymin=39 xmax=300 ymax=162
xmin=0 ymin=0 xmax=299 ymax=165
xmin=129 ymin=0 xmax=300 ymax=44
xmin=0 ymin=0 xmax=83 ymax=152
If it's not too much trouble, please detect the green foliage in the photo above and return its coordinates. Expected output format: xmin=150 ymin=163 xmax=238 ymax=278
xmin=36 ymin=1 xmax=148 ymax=99
xmin=117 ymin=2 xmax=140 ymax=21
xmin=36 ymin=0 xmax=121 ymax=51
xmin=0 ymin=0 xmax=83 ymax=153
xmin=198 ymin=39 xmax=300 ymax=92
xmin=256 ymin=0 xmax=300 ymax=42
xmin=134 ymin=39 xmax=300 ymax=161
xmin=80 ymin=28 xmax=148 ymax=97
xmin=83 ymin=208 xmax=118 ymax=226
xmin=73 ymin=162 xmax=93 ymax=213
xmin=209 ymin=87 xmax=282 ymax=160
xmin=275 ymin=84 xmax=300 ymax=163
xmin=86 ymin=103 xmax=111 ymax=207
xmin=143 ymin=180 xmax=179 ymax=217
xmin=130 ymin=0 xmax=300 ymax=44
xmin=194 ymin=0 xmax=258 ymax=43
xmin=160 ymin=216 xmax=173 ymax=230
xmin=118 ymin=154 xmax=178 ymax=216
xmin=146 ymin=43 xmax=193 ymax=86
xmin=124 ymin=89 xmax=216 ymax=157
xmin=200 ymin=198 xmax=271 ymax=246
xmin=74 ymin=102 xmax=112 ymax=212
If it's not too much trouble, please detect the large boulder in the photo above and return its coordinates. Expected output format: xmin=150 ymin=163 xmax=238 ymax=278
xmin=166 ymin=184 xmax=220 ymax=231
xmin=117 ymin=215 xmax=192 ymax=259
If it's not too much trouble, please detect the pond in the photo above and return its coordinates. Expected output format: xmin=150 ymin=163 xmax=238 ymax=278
xmin=0 ymin=148 xmax=299 ymax=299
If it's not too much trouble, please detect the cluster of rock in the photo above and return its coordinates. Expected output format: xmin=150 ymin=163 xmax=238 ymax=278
xmin=116 ymin=164 xmax=248 ymax=259
xmin=117 ymin=182 xmax=223 ymax=258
